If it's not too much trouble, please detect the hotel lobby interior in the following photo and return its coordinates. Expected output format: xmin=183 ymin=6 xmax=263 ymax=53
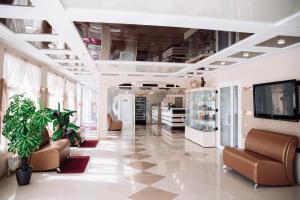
xmin=0 ymin=0 xmax=300 ymax=200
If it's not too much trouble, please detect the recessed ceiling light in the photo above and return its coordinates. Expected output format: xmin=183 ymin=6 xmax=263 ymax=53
xmin=242 ymin=52 xmax=250 ymax=57
xmin=220 ymin=61 xmax=226 ymax=65
xmin=47 ymin=43 xmax=55 ymax=49
xmin=25 ymin=25 xmax=34 ymax=31
xmin=205 ymin=68 xmax=210 ymax=71
xmin=277 ymin=39 xmax=285 ymax=45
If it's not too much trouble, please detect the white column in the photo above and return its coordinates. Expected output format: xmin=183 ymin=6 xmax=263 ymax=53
xmin=97 ymin=80 xmax=109 ymax=138
xmin=0 ymin=43 xmax=4 ymax=78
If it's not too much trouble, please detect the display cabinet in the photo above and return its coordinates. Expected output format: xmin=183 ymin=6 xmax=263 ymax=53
xmin=185 ymin=88 xmax=217 ymax=147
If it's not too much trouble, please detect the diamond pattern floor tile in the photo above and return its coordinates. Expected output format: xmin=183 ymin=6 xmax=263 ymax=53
xmin=124 ymin=153 xmax=151 ymax=160
xmin=127 ymin=161 xmax=157 ymax=171
xmin=127 ymin=147 xmax=147 ymax=153
xmin=128 ymin=186 xmax=177 ymax=200
xmin=128 ymin=171 xmax=165 ymax=185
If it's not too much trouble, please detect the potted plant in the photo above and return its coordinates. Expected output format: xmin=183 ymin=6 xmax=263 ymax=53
xmin=51 ymin=103 xmax=81 ymax=146
xmin=2 ymin=94 xmax=53 ymax=186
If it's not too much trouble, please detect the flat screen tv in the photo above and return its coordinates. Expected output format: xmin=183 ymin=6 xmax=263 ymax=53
xmin=253 ymin=79 xmax=299 ymax=121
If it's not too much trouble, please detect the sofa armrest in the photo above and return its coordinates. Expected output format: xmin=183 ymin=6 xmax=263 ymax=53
xmin=256 ymin=161 xmax=288 ymax=185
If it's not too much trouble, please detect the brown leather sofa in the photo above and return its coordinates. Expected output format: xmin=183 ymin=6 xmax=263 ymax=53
xmin=29 ymin=129 xmax=70 ymax=172
xmin=223 ymin=129 xmax=298 ymax=188
xmin=107 ymin=113 xmax=123 ymax=131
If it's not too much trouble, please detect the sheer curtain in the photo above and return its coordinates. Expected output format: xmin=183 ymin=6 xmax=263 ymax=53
xmin=47 ymin=72 xmax=64 ymax=109
xmin=3 ymin=53 xmax=41 ymax=102
xmin=1 ymin=52 xmax=41 ymax=151
xmin=65 ymin=80 xmax=76 ymax=110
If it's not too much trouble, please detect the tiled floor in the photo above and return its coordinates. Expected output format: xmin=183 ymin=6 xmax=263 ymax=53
xmin=0 ymin=125 xmax=300 ymax=200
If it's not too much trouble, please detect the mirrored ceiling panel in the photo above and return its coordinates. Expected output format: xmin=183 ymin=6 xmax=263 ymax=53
xmin=97 ymin=63 xmax=184 ymax=73
xmin=75 ymin=22 xmax=252 ymax=64
xmin=0 ymin=18 xmax=56 ymax=34
xmin=28 ymin=41 xmax=70 ymax=50
xmin=47 ymin=54 xmax=78 ymax=60
xmin=0 ymin=0 xmax=32 ymax=6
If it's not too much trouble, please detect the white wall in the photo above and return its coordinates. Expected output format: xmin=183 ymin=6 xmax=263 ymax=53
xmin=204 ymin=45 xmax=300 ymax=146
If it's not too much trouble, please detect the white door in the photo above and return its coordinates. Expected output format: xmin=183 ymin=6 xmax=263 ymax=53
xmin=218 ymin=81 xmax=241 ymax=148
xmin=120 ymin=95 xmax=134 ymax=124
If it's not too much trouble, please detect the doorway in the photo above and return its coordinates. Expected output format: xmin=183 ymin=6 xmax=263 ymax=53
xmin=119 ymin=94 xmax=135 ymax=124
xmin=218 ymin=81 xmax=242 ymax=148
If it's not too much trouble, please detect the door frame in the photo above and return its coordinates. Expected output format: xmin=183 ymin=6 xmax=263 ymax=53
xmin=217 ymin=80 xmax=242 ymax=149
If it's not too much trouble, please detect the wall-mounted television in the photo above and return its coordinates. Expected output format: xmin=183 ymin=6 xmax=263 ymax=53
xmin=253 ymin=79 xmax=299 ymax=122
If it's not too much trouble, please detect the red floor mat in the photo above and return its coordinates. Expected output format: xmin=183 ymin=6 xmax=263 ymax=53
xmin=58 ymin=156 xmax=90 ymax=173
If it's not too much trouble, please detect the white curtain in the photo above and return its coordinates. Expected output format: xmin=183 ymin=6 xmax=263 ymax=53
xmin=82 ymin=87 xmax=97 ymax=124
xmin=65 ymin=80 xmax=76 ymax=110
xmin=3 ymin=53 xmax=41 ymax=103
xmin=47 ymin=72 xmax=64 ymax=109
xmin=1 ymin=52 xmax=41 ymax=151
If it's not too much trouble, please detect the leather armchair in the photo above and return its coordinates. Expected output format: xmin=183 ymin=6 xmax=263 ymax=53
xmin=29 ymin=130 xmax=70 ymax=172
xmin=223 ymin=129 xmax=298 ymax=187
xmin=107 ymin=113 xmax=123 ymax=131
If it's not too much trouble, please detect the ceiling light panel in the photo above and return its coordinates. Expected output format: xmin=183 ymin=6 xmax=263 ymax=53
xmin=0 ymin=18 xmax=56 ymax=34
xmin=28 ymin=41 xmax=70 ymax=50
xmin=0 ymin=0 xmax=32 ymax=6
xmin=229 ymin=51 xmax=265 ymax=59
xmin=209 ymin=61 xmax=237 ymax=66
xmin=197 ymin=67 xmax=217 ymax=71
xmin=256 ymin=35 xmax=300 ymax=48
xmin=47 ymin=54 xmax=78 ymax=60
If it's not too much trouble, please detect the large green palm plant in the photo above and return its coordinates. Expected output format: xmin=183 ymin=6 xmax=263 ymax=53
xmin=51 ymin=103 xmax=81 ymax=146
xmin=2 ymin=94 xmax=53 ymax=170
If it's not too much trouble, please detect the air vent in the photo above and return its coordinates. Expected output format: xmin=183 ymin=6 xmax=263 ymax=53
xmin=119 ymin=83 xmax=132 ymax=87
xmin=143 ymin=84 xmax=158 ymax=87
xmin=166 ymin=84 xmax=174 ymax=87
xmin=102 ymin=73 xmax=119 ymax=76
xmin=128 ymin=74 xmax=144 ymax=77
xmin=153 ymin=75 xmax=169 ymax=77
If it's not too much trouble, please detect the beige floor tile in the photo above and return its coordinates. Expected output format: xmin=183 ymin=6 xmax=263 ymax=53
xmin=127 ymin=161 xmax=157 ymax=171
xmin=124 ymin=153 xmax=151 ymax=160
xmin=127 ymin=147 xmax=147 ymax=153
xmin=129 ymin=186 xmax=177 ymax=200
xmin=128 ymin=171 xmax=165 ymax=185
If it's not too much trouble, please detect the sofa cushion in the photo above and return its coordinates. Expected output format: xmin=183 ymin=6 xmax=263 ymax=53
xmin=223 ymin=147 xmax=275 ymax=180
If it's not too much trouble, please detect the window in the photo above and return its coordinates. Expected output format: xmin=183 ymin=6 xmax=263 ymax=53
xmin=47 ymin=72 xmax=64 ymax=109
xmin=65 ymin=80 xmax=76 ymax=110
xmin=1 ymin=52 xmax=41 ymax=150
xmin=3 ymin=52 xmax=41 ymax=102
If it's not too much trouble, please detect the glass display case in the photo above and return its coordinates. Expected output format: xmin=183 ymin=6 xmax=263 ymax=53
xmin=185 ymin=88 xmax=217 ymax=147
xmin=186 ymin=89 xmax=216 ymax=131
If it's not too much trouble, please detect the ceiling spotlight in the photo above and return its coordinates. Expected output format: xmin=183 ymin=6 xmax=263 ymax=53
xmin=25 ymin=25 xmax=34 ymax=31
xmin=47 ymin=43 xmax=55 ymax=49
xmin=205 ymin=68 xmax=210 ymax=71
xmin=193 ymin=72 xmax=197 ymax=75
xmin=277 ymin=39 xmax=285 ymax=45
xmin=184 ymin=75 xmax=189 ymax=78
xmin=220 ymin=61 xmax=226 ymax=65
xmin=242 ymin=52 xmax=250 ymax=57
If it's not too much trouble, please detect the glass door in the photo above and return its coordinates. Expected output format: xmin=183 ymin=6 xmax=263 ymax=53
xmin=218 ymin=82 xmax=241 ymax=148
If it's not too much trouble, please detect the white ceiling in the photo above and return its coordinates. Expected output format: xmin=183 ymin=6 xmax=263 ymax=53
xmin=0 ymin=0 xmax=300 ymax=89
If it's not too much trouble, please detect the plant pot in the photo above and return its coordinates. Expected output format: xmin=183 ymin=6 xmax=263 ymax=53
xmin=16 ymin=167 xmax=32 ymax=186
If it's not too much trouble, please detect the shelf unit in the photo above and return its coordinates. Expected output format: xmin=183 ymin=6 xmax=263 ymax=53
xmin=161 ymin=107 xmax=185 ymax=129
xmin=135 ymin=96 xmax=146 ymax=125
xmin=185 ymin=87 xmax=217 ymax=147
